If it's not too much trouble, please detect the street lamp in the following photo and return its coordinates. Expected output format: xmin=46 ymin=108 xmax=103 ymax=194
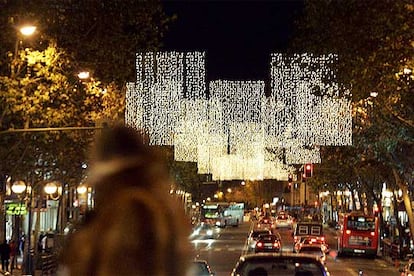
xmin=19 ymin=25 xmax=37 ymax=36
xmin=11 ymin=179 xmax=62 ymax=275
xmin=14 ymin=24 xmax=37 ymax=57
xmin=11 ymin=180 xmax=33 ymax=275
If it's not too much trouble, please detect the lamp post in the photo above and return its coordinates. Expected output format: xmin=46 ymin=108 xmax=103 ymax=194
xmin=12 ymin=25 xmax=37 ymax=77
xmin=11 ymin=180 xmax=33 ymax=275
xmin=11 ymin=180 xmax=62 ymax=275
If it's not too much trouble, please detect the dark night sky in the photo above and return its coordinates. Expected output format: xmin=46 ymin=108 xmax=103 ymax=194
xmin=161 ymin=1 xmax=304 ymax=82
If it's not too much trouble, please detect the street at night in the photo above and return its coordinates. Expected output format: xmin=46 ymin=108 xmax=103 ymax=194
xmin=191 ymin=220 xmax=403 ymax=276
xmin=0 ymin=1 xmax=412 ymax=275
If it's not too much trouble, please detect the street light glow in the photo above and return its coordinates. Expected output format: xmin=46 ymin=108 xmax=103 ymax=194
xmin=12 ymin=180 xmax=27 ymax=194
xmin=44 ymin=182 xmax=58 ymax=194
xmin=78 ymin=71 xmax=90 ymax=80
xmin=19 ymin=25 xmax=37 ymax=36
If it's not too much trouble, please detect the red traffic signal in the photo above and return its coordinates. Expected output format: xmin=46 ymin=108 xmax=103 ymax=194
xmin=304 ymin=163 xmax=313 ymax=178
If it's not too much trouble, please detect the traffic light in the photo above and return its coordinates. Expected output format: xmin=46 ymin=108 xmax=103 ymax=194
xmin=288 ymin=174 xmax=293 ymax=184
xmin=304 ymin=163 xmax=313 ymax=178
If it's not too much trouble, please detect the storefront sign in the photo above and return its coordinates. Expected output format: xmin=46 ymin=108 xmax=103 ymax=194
xmin=6 ymin=203 xmax=27 ymax=215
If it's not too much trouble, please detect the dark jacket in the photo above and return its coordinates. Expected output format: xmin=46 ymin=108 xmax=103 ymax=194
xmin=0 ymin=242 xmax=11 ymax=260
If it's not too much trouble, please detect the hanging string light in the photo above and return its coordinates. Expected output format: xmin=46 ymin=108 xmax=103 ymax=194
xmin=126 ymin=51 xmax=352 ymax=180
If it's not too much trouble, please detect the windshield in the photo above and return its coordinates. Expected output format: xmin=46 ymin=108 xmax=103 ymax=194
xmin=346 ymin=216 xmax=376 ymax=231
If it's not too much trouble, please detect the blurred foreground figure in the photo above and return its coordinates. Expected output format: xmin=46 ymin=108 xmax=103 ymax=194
xmin=60 ymin=125 xmax=191 ymax=275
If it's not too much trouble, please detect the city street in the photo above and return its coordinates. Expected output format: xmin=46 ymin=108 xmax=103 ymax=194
xmin=191 ymin=220 xmax=404 ymax=276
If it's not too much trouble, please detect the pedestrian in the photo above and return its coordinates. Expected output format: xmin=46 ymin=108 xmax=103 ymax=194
xmin=9 ymin=240 xmax=17 ymax=271
xmin=59 ymin=125 xmax=192 ymax=275
xmin=0 ymin=240 xmax=11 ymax=272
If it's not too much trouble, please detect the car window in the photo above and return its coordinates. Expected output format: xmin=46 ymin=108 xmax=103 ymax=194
xmin=237 ymin=258 xmax=325 ymax=276
xmin=251 ymin=231 xmax=271 ymax=238
xmin=300 ymin=247 xmax=323 ymax=253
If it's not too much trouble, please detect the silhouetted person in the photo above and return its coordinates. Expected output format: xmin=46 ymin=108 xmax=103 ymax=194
xmin=0 ymin=240 xmax=11 ymax=272
xmin=59 ymin=125 xmax=191 ymax=275
xmin=9 ymin=240 xmax=17 ymax=271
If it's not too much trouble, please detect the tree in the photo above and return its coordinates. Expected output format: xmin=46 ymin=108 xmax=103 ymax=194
xmin=0 ymin=40 xmax=123 ymax=187
xmin=291 ymin=0 xmax=413 ymax=238
xmin=0 ymin=0 xmax=172 ymax=86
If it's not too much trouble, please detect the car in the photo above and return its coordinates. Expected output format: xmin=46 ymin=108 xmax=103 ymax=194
xmin=188 ymin=260 xmax=215 ymax=276
xmin=231 ymin=253 xmax=330 ymax=276
xmin=400 ymin=260 xmax=414 ymax=276
xmin=296 ymin=245 xmax=327 ymax=264
xmin=247 ymin=229 xmax=273 ymax=251
xmin=256 ymin=217 xmax=274 ymax=230
xmin=190 ymin=223 xmax=219 ymax=239
xmin=274 ymin=214 xmax=293 ymax=229
xmin=294 ymin=236 xmax=329 ymax=254
xmin=254 ymin=234 xmax=282 ymax=253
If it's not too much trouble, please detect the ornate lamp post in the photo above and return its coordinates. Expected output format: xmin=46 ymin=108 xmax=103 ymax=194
xmin=11 ymin=180 xmax=33 ymax=275
xmin=11 ymin=180 xmax=62 ymax=275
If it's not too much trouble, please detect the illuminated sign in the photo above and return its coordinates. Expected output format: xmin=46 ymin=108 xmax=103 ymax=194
xmin=6 ymin=203 xmax=27 ymax=215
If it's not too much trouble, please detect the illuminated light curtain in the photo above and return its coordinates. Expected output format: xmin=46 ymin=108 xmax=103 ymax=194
xmin=174 ymin=99 xmax=208 ymax=162
xmin=125 ymin=82 xmax=144 ymax=133
xmin=269 ymin=53 xmax=352 ymax=151
xmin=197 ymin=97 xmax=226 ymax=174
xmin=132 ymin=51 xmax=206 ymax=145
xmin=126 ymin=51 xmax=352 ymax=180
xmin=285 ymin=146 xmax=321 ymax=165
xmin=208 ymin=80 xmax=266 ymax=180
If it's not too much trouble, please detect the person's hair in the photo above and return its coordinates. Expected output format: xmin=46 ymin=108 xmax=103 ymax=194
xmin=60 ymin=125 xmax=191 ymax=275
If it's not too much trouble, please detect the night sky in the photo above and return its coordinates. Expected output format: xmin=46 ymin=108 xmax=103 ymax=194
xmin=161 ymin=1 xmax=304 ymax=82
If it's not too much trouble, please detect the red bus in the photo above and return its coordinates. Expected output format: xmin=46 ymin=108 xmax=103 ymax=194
xmin=337 ymin=212 xmax=379 ymax=257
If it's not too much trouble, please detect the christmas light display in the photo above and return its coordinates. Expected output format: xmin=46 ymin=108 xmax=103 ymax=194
xmin=125 ymin=51 xmax=352 ymax=181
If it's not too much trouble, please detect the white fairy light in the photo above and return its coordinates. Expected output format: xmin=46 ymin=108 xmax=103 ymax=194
xmin=269 ymin=53 xmax=352 ymax=149
xmin=126 ymin=51 xmax=352 ymax=180
xmin=132 ymin=51 xmax=206 ymax=145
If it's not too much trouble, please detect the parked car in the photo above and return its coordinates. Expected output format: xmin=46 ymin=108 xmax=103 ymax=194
xmin=254 ymin=233 xmax=282 ymax=253
xmin=231 ymin=253 xmax=330 ymax=276
xmin=189 ymin=260 xmax=215 ymax=276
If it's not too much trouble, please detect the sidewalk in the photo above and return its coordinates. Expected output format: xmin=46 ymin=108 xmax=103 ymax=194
xmin=0 ymin=256 xmax=42 ymax=276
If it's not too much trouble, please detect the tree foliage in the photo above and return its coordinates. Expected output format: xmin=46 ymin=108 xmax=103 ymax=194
xmin=291 ymin=0 xmax=413 ymax=191
xmin=0 ymin=0 xmax=171 ymax=86
xmin=0 ymin=1 xmax=170 ymax=187
xmin=0 ymin=41 xmax=123 ymax=186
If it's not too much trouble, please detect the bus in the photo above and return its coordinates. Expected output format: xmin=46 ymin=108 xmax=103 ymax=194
xmin=201 ymin=202 xmax=244 ymax=228
xmin=337 ymin=212 xmax=379 ymax=257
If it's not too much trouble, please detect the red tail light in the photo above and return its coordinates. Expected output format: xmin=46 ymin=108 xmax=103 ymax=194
xmin=370 ymin=231 xmax=375 ymax=236
xmin=257 ymin=242 xmax=263 ymax=247
xmin=273 ymin=242 xmax=280 ymax=248
xmin=345 ymin=230 xmax=351 ymax=235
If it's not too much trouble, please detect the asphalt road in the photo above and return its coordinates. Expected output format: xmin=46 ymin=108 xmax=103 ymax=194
xmin=190 ymin=220 xmax=404 ymax=276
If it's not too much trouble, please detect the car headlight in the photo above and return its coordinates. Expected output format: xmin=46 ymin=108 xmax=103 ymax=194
xmin=207 ymin=230 xmax=213 ymax=236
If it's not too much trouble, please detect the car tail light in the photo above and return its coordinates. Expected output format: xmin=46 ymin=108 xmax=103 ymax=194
xmin=257 ymin=242 xmax=263 ymax=248
xmin=273 ymin=242 xmax=280 ymax=248
xmin=370 ymin=231 xmax=375 ymax=236
xmin=346 ymin=230 xmax=351 ymax=235
xmin=320 ymin=237 xmax=325 ymax=242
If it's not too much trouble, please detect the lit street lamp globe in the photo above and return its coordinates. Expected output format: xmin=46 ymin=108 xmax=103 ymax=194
xmin=12 ymin=180 xmax=27 ymax=194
